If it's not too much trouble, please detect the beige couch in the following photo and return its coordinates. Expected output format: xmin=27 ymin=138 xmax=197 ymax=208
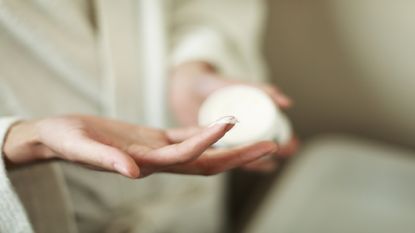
xmin=244 ymin=1 xmax=415 ymax=232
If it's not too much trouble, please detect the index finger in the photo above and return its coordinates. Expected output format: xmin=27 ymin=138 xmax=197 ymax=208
xmin=165 ymin=126 xmax=203 ymax=143
xmin=132 ymin=116 xmax=237 ymax=166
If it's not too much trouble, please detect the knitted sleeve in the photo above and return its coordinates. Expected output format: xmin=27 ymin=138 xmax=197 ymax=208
xmin=171 ymin=0 xmax=269 ymax=83
xmin=0 ymin=117 xmax=33 ymax=233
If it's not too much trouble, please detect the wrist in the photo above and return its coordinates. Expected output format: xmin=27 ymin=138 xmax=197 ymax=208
xmin=172 ymin=61 xmax=216 ymax=78
xmin=2 ymin=119 xmax=53 ymax=165
xmin=172 ymin=61 xmax=224 ymax=99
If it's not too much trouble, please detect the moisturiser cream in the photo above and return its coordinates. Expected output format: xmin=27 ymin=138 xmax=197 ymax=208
xmin=199 ymin=85 xmax=292 ymax=147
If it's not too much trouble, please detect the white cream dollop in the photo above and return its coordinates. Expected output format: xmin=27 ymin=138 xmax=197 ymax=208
xmin=198 ymin=85 xmax=292 ymax=147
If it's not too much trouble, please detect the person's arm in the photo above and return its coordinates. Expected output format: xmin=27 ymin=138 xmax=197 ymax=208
xmin=170 ymin=0 xmax=294 ymax=126
xmin=0 ymin=117 xmax=34 ymax=233
xmin=2 ymin=115 xmax=277 ymax=178
xmin=0 ymin=116 xmax=277 ymax=231
xmin=170 ymin=0 xmax=269 ymax=82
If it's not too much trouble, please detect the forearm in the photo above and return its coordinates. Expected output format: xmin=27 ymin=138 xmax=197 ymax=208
xmin=171 ymin=61 xmax=219 ymax=98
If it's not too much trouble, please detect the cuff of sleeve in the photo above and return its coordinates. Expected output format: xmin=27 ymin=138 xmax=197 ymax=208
xmin=0 ymin=117 xmax=33 ymax=233
xmin=171 ymin=28 xmax=243 ymax=77
xmin=0 ymin=117 xmax=23 ymax=159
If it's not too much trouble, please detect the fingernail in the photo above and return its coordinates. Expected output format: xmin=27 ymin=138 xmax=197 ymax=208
xmin=208 ymin=116 xmax=238 ymax=128
xmin=113 ymin=163 xmax=131 ymax=177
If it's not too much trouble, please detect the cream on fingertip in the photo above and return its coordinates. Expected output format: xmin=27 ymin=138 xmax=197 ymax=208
xmin=208 ymin=116 xmax=239 ymax=128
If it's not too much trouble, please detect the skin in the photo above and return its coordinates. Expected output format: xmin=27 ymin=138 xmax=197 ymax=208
xmin=2 ymin=61 xmax=297 ymax=179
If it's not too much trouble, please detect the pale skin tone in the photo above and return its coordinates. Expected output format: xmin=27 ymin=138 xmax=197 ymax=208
xmin=2 ymin=62 xmax=297 ymax=178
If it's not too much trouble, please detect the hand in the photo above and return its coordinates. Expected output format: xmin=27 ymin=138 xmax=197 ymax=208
xmin=2 ymin=115 xmax=278 ymax=178
xmin=170 ymin=61 xmax=299 ymax=172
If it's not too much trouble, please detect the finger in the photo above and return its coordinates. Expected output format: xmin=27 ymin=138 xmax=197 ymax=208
xmin=131 ymin=116 xmax=237 ymax=166
xmin=64 ymin=136 xmax=140 ymax=178
xmin=165 ymin=126 xmax=203 ymax=143
xmin=241 ymin=155 xmax=278 ymax=172
xmin=165 ymin=141 xmax=278 ymax=175
xmin=277 ymin=137 xmax=299 ymax=157
xmin=262 ymin=85 xmax=293 ymax=109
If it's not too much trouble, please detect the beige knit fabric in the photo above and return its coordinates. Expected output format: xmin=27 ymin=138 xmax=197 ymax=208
xmin=0 ymin=117 xmax=33 ymax=233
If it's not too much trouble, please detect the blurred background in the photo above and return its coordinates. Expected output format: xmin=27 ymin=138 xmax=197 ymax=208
xmin=266 ymin=0 xmax=415 ymax=146
xmin=232 ymin=0 xmax=415 ymax=232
